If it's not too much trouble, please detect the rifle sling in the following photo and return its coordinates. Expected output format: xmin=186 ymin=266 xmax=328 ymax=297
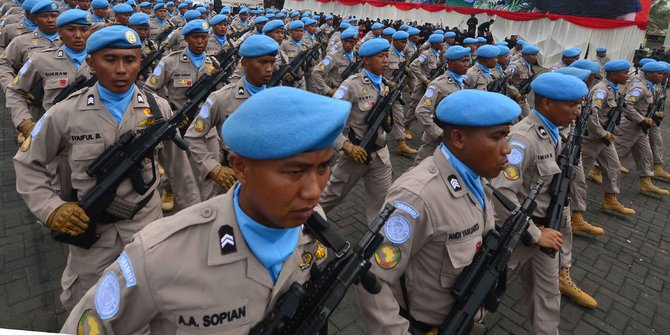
xmin=398 ymin=275 xmax=435 ymax=333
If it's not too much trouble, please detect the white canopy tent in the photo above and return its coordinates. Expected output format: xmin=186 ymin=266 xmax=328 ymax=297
xmin=285 ymin=0 xmax=646 ymax=67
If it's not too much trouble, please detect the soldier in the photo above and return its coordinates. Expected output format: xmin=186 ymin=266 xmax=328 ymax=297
xmin=594 ymin=47 xmax=610 ymax=77
xmin=144 ymin=19 xmax=216 ymax=205
xmin=463 ymin=37 xmax=478 ymax=55
xmin=169 ymin=2 xmax=187 ymax=27
xmin=569 ymin=59 xmax=601 ymax=88
xmin=357 ymin=90 xmax=520 ymax=335
xmin=412 ymin=46 xmax=470 ymax=167
xmin=384 ymin=30 xmax=416 ymax=156
xmin=279 ymin=20 xmax=307 ymax=88
xmin=230 ymin=6 xmax=249 ymax=35
xmin=614 ymin=61 xmax=670 ymax=196
xmin=185 ymin=34 xmax=278 ymax=200
xmin=404 ymin=33 xmax=443 ymax=141
xmin=205 ymin=14 xmax=231 ymax=56
xmin=13 ymin=25 xmax=199 ymax=312
xmin=111 ymin=3 xmax=133 ymax=26
xmin=301 ymin=18 xmax=320 ymax=87
xmin=550 ymin=47 xmax=580 ymax=71
xmin=464 ymin=44 xmax=498 ymax=90
xmin=650 ymin=62 xmax=670 ymax=182
xmin=90 ymin=0 xmax=109 ymax=23
xmin=509 ymin=39 xmax=524 ymax=61
xmin=444 ymin=31 xmax=456 ymax=48
xmin=505 ymin=43 xmax=539 ymax=117
xmin=0 ymin=0 xmax=39 ymax=53
xmin=148 ymin=3 xmax=173 ymax=41
xmin=161 ymin=9 xmax=199 ymax=51
xmin=359 ymin=21 xmax=384 ymax=44
xmin=76 ymin=0 xmax=90 ymax=10
xmin=319 ymin=14 xmax=334 ymax=35
xmin=238 ymin=15 xmax=266 ymax=41
xmin=7 ymin=9 xmax=93 ymax=139
xmin=0 ymin=0 xmax=61 ymax=92
xmin=138 ymin=1 xmax=150 ymax=15
xmin=318 ymin=38 xmax=393 ymax=223
xmin=59 ymin=0 xmax=77 ymax=11
xmin=494 ymin=45 xmax=510 ymax=77
xmin=128 ymin=13 xmax=157 ymax=59
xmin=491 ymin=72 xmax=586 ymax=334
xmin=61 ymin=86 xmax=349 ymax=334
xmin=308 ymin=26 xmax=356 ymax=96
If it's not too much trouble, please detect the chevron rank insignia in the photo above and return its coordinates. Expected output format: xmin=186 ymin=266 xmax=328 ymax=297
xmin=448 ymin=175 xmax=462 ymax=192
xmin=218 ymin=225 xmax=236 ymax=255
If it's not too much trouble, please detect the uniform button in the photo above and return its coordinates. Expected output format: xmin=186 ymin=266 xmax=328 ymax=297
xmin=429 ymin=167 xmax=437 ymax=174
xmin=202 ymin=207 xmax=212 ymax=218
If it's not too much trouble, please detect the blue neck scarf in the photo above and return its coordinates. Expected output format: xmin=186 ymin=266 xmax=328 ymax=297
xmin=38 ymin=29 xmax=58 ymax=42
xmin=496 ymin=63 xmax=503 ymax=73
xmin=186 ymin=48 xmax=205 ymax=69
xmin=63 ymin=46 xmax=86 ymax=69
xmin=523 ymin=58 xmax=532 ymax=71
xmin=308 ymin=33 xmax=315 ymax=41
xmin=215 ymin=34 xmax=227 ymax=46
xmin=477 ymin=62 xmax=491 ymax=78
xmin=292 ymin=38 xmax=301 ymax=47
xmin=534 ymin=109 xmax=559 ymax=147
xmin=606 ymin=79 xmax=619 ymax=96
xmin=233 ymin=184 xmax=301 ymax=283
xmin=447 ymin=70 xmax=463 ymax=88
xmin=155 ymin=17 xmax=165 ymax=25
xmin=97 ymin=84 xmax=135 ymax=125
xmin=92 ymin=14 xmax=104 ymax=22
xmin=646 ymin=80 xmax=656 ymax=94
xmin=344 ymin=50 xmax=353 ymax=62
xmin=243 ymin=75 xmax=265 ymax=96
xmin=440 ymin=143 xmax=485 ymax=210
xmin=409 ymin=41 xmax=416 ymax=48
xmin=430 ymin=48 xmax=439 ymax=58
xmin=240 ymin=19 xmax=247 ymax=27
xmin=23 ymin=17 xmax=36 ymax=30
xmin=392 ymin=46 xmax=403 ymax=58
xmin=363 ymin=69 xmax=382 ymax=92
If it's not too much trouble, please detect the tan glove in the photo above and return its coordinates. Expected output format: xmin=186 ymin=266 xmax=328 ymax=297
xmin=342 ymin=140 xmax=367 ymax=163
xmin=514 ymin=93 xmax=523 ymax=102
xmin=17 ymin=118 xmax=36 ymax=138
xmin=178 ymin=115 xmax=190 ymax=129
xmin=404 ymin=67 xmax=412 ymax=76
xmin=284 ymin=73 xmax=294 ymax=83
xmin=642 ymin=117 xmax=654 ymax=127
xmin=326 ymin=87 xmax=337 ymax=97
xmin=424 ymin=79 xmax=431 ymax=86
xmin=655 ymin=111 xmax=664 ymax=120
xmin=209 ymin=165 xmax=237 ymax=191
xmin=602 ymin=132 xmax=614 ymax=144
xmin=17 ymin=132 xmax=25 ymax=145
xmin=47 ymin=202 xmax=90 ymax=236
xmin=387 ymin=80 xmax=399 ymax=89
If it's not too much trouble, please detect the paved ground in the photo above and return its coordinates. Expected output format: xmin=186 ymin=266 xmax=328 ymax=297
xmin=1 ymin=91 xmax=669 ymax=334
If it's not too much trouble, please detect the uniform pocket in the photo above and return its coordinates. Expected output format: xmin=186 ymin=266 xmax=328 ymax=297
xmin=536 ymin=160 xmax=560 ymax=177
xmin=45 ymin=77 xmax=68 ymax=90
xmin=440 ymin=235 xmax=482 ymax=288
xmin=70 ymin=142 xmax=105 ymax=196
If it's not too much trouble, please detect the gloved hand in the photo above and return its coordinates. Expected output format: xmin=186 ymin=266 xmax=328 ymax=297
xmin=47 ymin=202 xmax=90 ymax=236
xmin=209 ymin=165 xmax=237 ymax=191
xmin=342 ymin=140 xmax=367 ymax=163
xmin=327 ymin=87 xmax=337 ymax=97
xmin=602 ymin=132 xmax=614 ymax=144
xmin=284 ymin=73 xmax=295 ymax=83
xmin=404 ymin=67 xmax=412 ymax=76
xmin=17 ymin=118 xmax=36 ymax=138
xmin=655 ymin=111 xmax=664 ymax=120
xmin=642 ymin=117 xmax=654 ymax=127
xmin=17 ymin=132 xmax=25 ymax=145
xmin=423 ymin=79 xmax=431 ymax=86
xmin=178 ymin=115 xmax=190 ymax=129
xmin=514 ymin=93 xmax=523 ymax=102
xmin=387 ymin=80 xmax=399 ymax=89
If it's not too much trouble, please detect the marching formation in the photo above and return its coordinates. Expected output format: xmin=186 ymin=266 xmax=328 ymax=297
xmin=1 ymin=0 xmax=668 ymax=334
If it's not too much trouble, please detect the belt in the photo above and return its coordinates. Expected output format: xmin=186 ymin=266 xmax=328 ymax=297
xmin=347 ymin=129 xmax=385 ymax=153
xmin=399 ymin=307 xmax=436 ymax=333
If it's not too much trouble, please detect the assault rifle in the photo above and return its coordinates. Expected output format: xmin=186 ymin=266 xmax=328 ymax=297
xmin=439 ymin=180 xmax=544 ymax=335
xmin=155 ymin=25 xmax=175 ymax=46
xmin=212 ymin=40 xmax=241 ymax=85
xmin=28 ymin=74 xmax=97 ymax=108
xmin=487 ymin=75 xmax=508 ymax=95
xmin=429 ymin=60 xmax=447 ymax=81
xmin=341 ymin=54 xmax=362 ymax=80
xmin=268 ymin=42 xmax=321 ymax=87
xmin=540 ymin=102 xmax=591 ymax=257
xmin=602 ymin=92 xmax=626 ymax=146
xmin=517 ymin=70 xmax=536 ymax=96
xmin=230 ymin=25 xmax=253 ymax=40
xmin=138 ymin=46 xmax=166 ymax=80
xmin=250 ymin=204 xmax=396 ymax=335
xmin=50 ymin=91 xmax=204 ymax=249
xmin=640 ymin=95 xmax=661 ymax=134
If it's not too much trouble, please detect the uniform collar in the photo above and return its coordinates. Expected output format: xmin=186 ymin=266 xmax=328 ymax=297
xmin=433 ymin=147 xmax=485 ymax=212
xmin=79 ymin=85 xmax=151 ymax=128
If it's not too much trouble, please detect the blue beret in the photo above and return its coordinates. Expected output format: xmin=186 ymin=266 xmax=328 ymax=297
xmin=112 ymin=3 xmax=133 ymax=13
xmin=596 ymin=47 xmax=607 ymax=53
xmin=444 ymin=31 xmax=456 ymax=38
xmin=301 ymin=12 xmax=309 ymax=17
xmin=305 ymin=18 xmax=317 ymax=26
xmin=570 ymin=59 xmax=600 ymax=75
xmin=300 ymin=17 xmax=309 ymax=23
xmin=185 ymin=0 xmax=193 ymax=4
xmin=182 ymin=19 xmax=209 ymax=35
xmin=239 ymin=34 xmax=278 ymax=58
xmin=408 ymin=27 xmax=420 ymax=36
xmin=326 ymin=15 xmax=333 ymax=20
xmin=86 ymin=25 xmax=141 ymax=54
xmin=138 ymin=1 xmax=149 ymax=7
xmin=312 ymin=15 xmax=320 ymax=20
xmin=219 ymin=6 xmax=230 ymax=13
xmin=166 ymin=2 xmax=174 ymax=6
xmin=129 ymin=12 xmax=150 ymax=26
xmin=290 ymin=10 xmax=299 ymax=17
xmin=639 ymin=58 xmax=656 ymax=66
xmin=382 ymin=27 xmax=395 ymax=36
xmin=436 ymin=90 xmax=520 ymax=126
xmin=562 ymin=47 xmax=581 ymax=57
xmin=289 ymin=20 xmax=304 ymax=30
xmin=434 ymin=29 xmax=444 ymax=35
xmin=276 ymin=13 xmax=285 ymax=18
xmin=445 ymin=45 xmax=470 ymax=60
xmin=339 ymin=22 xmax=350 ymax=29
xmin=359 ymin=38 xmax=390 ymax=57
xmin=340 ymin=27 xmax=357 ymax=40
xmin=463 ymin=37 xmax=478 ymax=44
xmin=255 ymin=16 xmax=268 ymax=24
xmin=554 ymin=67 xmax=591 ymax=82
xmin=659 ymin=61 xmax=670 ymax=74
xmin=604 ymin=59 xmax=631 ymax=72
xmin=371 ymin=22 xmax=384 ymax=30
xmin=210 ymin=14 xmax=227 ymax=25
xmin=21 ymin=0 xmax=39 ymax=11
xmin=265 ymin=13 xmax=275 ymax=19
xmin=531 ymin=72 xmax=588 ymax=101
xmin=399 ymin=24 xmax=409 ymax=31
xmin=57 ymin=9 xmax=93 ymax=26
xmin=126 ymin=0 xmax=135 ymax=6
xmin=91 ymin=0 xmax=109 ymax=9
xmin=392 ymin=31 xmax=408 ymax=40
xmin=428 ymin=33 xmax=443 ymax=44
xmin=184 ymin=9 xmax=200 ymax=20
xmin=521 ymin=44 xmax=539 ymax=55
xmin=262 ymin=19 xmax=284 ymax=33
xmin=477 ymin=36 xmax=487 ymax=43
xmin=497 ymin=45 xmax=510 ymax=56
xmin=642 ymin=61 xmax=666 ymax=72
xmin=495 ymin=41 xmax=508 ymax=46
xmin=177 ymin=3 xmax=188 ymax=9
xmin=31 ymin=1 xmax=59 ymax=14
xmin=477 ymin=45 xmax=498 ymax=58
xmin=239 ymin=7 xmax=248 ymax=14
xmin=516 ymin=39 xmax=526 ymax=46
xmin=222 ymin=87 xmax=350 ymax=160
xmin=153 ymin=3 xmax=165 ymax=10
xmin=195 ymin=7 xmax=205 ymax=13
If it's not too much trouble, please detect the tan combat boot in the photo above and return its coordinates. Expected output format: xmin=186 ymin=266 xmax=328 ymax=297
xmin=587 ymin=166 xmax=603 ymax=184
xmin=602 ymin=193 xmax=636 ymax=215
xmin=653 ymin=164 xmax=670 ymax=182
xmin=571 ymin=211 xmax=604 ymax=235
xmin=640 ymin=177 xmax=670 ymax=196
xmin=161 ymin=189 xmax=175 ymax=212
xmin=559 ymin=268 xmax=597 ymax=309
xmin=620 ymin=165 xmax=630 ymax=174
xmin=403 ymin=129 xmax=413 ymax=141
xmin=397 ymin=140 xmax=417 ymax=155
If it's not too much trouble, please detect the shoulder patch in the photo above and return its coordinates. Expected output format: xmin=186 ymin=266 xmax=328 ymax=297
xmin=218 ymin=225 xmax=236 ymax=255
xmin=30 ymin=113 xmax=48 ymax=138
xmin=509 ymin=140 xmax=526 ymax=150
xmin=77 ymin=309 xmax=104 ymax=335
xmin=333 ymin=84 xmax=348 ymax=99
xmin=595 ymin=89 xmax=606 ymax=100
xmin=95 ymin=272 xmax=121 ymax=320
xmin=117 ymin=252 xmax=136 ymax=288
xmin=537 ymin=125 xmax=548 ymax=138
xmin=198 ymin=97 xmax=213 ymax=119
xmin=448 ymin=174 xmax=462 ymax=192
xmin=384 ymin=214 xmax=412 ymax=244
xmin=425 ymin=86 xmax=435 ymax=98
xmin=394 ymin=201 xmax=419 ymax=219
xmin=18 ymin=58 xmax=31 ymax=76
xmin=503 ymin=164 xmax=520 ymax=181
xmin=152 ymin=60 xmax=164 ymax=77
xmin=507 ymin=147 xmax=524 ymax=165
xmin=374 ymin=242 xmax=401 ymax=269
xmin=323 ymin=56 xmax=331 ymax=66
xmin=418 ymin=54 xmax=426 ymax=62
